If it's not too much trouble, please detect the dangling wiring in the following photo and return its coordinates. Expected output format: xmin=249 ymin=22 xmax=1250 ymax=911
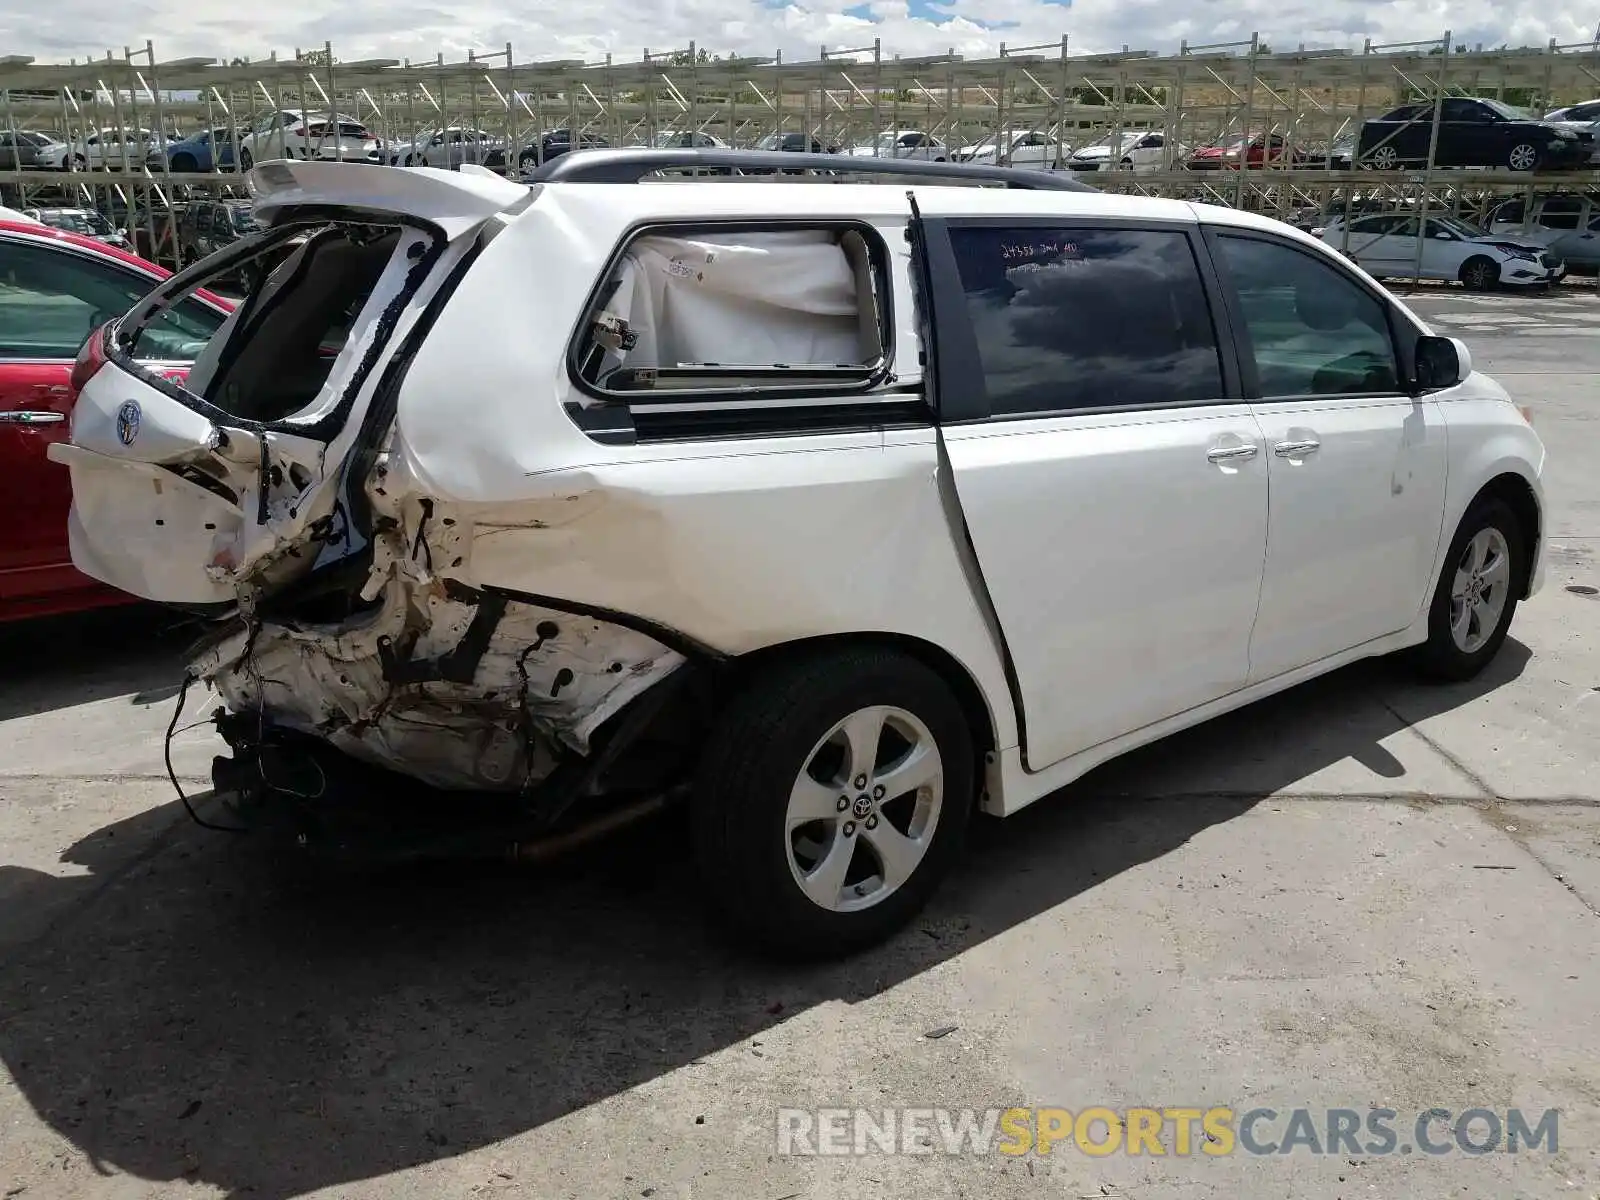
xmin=165 ymin=672 xmax=248 ymax=833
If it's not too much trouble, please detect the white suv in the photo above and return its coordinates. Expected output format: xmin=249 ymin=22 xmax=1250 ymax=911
xmin=53 ymin=152 xmax=1545 ymax=958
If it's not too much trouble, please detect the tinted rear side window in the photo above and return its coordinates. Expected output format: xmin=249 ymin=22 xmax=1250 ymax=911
xmin=948 ymin=225 xmax=1224 ymax=416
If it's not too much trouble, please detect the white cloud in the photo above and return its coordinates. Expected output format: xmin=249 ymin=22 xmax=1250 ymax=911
xmin=1 ymin=0 xmax=1595 ymax=67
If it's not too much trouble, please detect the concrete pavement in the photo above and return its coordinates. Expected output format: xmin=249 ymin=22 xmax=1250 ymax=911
xmin=1 ymin=287 xmax=1596 ymax=1199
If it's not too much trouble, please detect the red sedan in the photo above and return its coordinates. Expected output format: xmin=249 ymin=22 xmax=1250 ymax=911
xmin=1184 ymin=132 xmax=1308 ymax=170
xmin=0 ymin=219 xmax=233 ymax=621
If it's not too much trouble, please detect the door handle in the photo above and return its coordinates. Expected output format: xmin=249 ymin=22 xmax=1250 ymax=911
xmin=1207 ymin=443 xmax=1259 ymax=463
xmin=1274 ymin=439 xmax=1322 ymax=458
xmin=0 ymin=411 xmax=67 ymax=425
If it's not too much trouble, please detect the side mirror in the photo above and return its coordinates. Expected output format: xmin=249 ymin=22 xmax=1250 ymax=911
xmin=1416 ymin=334 xmax=1471 ymax=391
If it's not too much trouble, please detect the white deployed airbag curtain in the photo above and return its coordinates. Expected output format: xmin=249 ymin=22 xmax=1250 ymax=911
xmin=607 ymin=230 xmax=867 ymax=369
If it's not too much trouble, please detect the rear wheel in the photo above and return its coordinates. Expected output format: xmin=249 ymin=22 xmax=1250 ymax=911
xmin=1507 ymin=141 xmax=1540 ymax=171
xmin=691 ymin=648 xmax=974 ymax=959
xmin=1411 ymin=497 xmax=1525 ymax=681
xmin=1459 ymin=256 xmax=1500 ymax=291
xmin=1365 ymin=144 xmax=1400 ymax=170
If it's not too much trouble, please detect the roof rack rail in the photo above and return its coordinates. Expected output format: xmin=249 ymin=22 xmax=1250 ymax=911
xmin=524 ymin=147 xmax=1099 ymax=191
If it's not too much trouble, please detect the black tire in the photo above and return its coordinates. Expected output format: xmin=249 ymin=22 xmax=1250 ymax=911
xmin=170 ymin=153 xmax=197 ymax=173
xmin=1459 ymin=255 xmax=1500 ymax=291
xmin=1411 ymin=497 xmax=1525 ymax=681
xmin=691 ymin=648 xmax=975 ymax=959
xmin=239 ymin=148 xmax=254 ymax=170
xmin=518 ymin=152 xmax=537 ymax=173
xmin=71 ymin=153 xmax=87 ymax=170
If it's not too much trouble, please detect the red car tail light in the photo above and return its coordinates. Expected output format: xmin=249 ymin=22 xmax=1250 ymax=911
xmin=70 ymin=322 xmax=110 ymax=393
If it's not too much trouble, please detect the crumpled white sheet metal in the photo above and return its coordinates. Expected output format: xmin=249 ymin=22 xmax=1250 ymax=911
xmin=195 ymin=579 xmax=686 ymax=792
xmin=607 ymin=230 xmax=865 ymax=369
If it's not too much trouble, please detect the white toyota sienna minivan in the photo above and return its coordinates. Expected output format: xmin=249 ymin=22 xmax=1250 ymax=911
xmin=51 ymin=151 xmax=1545 ymax=957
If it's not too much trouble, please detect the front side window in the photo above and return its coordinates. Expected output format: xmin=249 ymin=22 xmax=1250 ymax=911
xmin=0 ymin=240 xmax=223 ymax=360
xmin=948 ymin=225 xmax=1224 ymax=416
xmin=1214 ymin=234 xmax=1399 ymax=398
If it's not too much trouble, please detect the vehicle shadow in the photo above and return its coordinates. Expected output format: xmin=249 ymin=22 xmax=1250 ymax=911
xmin=0 ymin=640 xmax=1529 ymax=1199
xmin=0 ymin=604 xmax=201 ymax=722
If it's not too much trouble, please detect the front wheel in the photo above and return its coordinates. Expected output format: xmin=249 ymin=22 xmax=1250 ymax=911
xmin=691 ymin=648 xmax=974 ymax=959
xmin=1411 ymin=497 xmax=1525 ymax=681
xmin=1459 ymin=256 xmax=1500 ymax=291
xmin=1507 ymin=141 xmax=1540 ymax=172
xmin=518 ymin=152 xmax=537 ymax=173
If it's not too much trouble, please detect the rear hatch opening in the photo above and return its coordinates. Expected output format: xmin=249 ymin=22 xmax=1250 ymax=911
xmin=116 ymin=215 xmax=437 ymax=437
xmin=50 ymin=194 xmax=498 ymax=610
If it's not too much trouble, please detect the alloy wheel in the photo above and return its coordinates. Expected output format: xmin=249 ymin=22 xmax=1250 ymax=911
xmin=784 ymin=704 xmax=943 ymax=914
xmin=1462 ymin=259 xmax=1498 ymax=290
xmin=1450 ymin=527 xmax=1512 ymax=653
xmin=1508 ymin=143 xmax=1539 ymax=171
xmin=1369 ymin=145 xmax=1399 ymax=169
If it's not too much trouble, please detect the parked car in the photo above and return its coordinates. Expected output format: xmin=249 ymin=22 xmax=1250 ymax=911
xmin=54 ymin=154 xmax=1546 ymax=957
xmin=1185 ymin=132 xmax=1306 ymax=169
xmin=236 ymin=110 xmax=383 ymax=169
xmin=1486 ymin=193 xmax=1600 ymax=274
xmin=0 ymin=129 xmax=72 ymax=170
xmin=648 ymin=130 xmax=724 ymax=148
xmin=0 ymin=218 xmax=232 ymax=621
xmin=753 ymin=131 xmax=835 ymax=155
xmin=955 ymin=129 xmax=1069 ymax=169
xmin=1067 ymin=130 xmax=1174 ymax=173
xmin=1309 ymin=134 xmax=1356 ymax=170
xmin=20 ymin=207 xmax=128 ymax=249
xmin=127 ymin=204 xmax=184 ymax=268
xmin=399 ymin=127 xmax=509 ymax=170
xmin=176 ymin=198 xmax=268 ymax=288
xmin=1358 ymin=97 xmax=1592 ymax=171
xmin=515 ymin=129 xmax=610 ymax=173
xmin=152 ymin=127 xmax=240 ymax=173
xmin=1319 ymin=212 xmax=1562 ymax=289
xmin=1541 ymin=99 xmax=1600 ymax=161
xmin=847 ymin=130 xmax=948 ymax=160
xmin=72 ymin=127 xmax=166 ymax=170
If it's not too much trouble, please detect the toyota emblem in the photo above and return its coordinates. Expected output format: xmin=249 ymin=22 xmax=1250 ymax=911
xmin=115 ymin=400 xmax=141 ymax=447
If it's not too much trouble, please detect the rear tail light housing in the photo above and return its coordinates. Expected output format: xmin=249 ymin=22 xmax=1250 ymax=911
xmin=70 ymin=321 xmax=110 ymax=393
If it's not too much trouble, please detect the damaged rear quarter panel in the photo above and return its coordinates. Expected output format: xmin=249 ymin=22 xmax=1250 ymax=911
xmin=373 ymin=185 xmax=1019 ymax=755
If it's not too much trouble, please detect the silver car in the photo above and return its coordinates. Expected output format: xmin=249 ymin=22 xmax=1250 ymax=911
xmin=1487 ymin=193 xmax=1600 ymax=274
